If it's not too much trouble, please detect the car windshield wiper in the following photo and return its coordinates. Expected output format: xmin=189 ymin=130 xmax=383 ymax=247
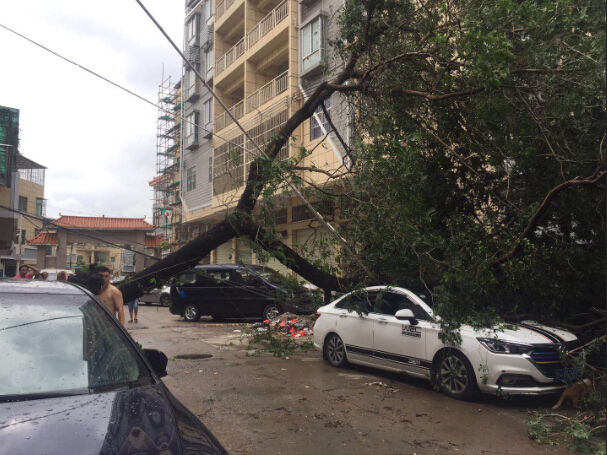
xmin=89 ymin=375 xmax=153 ymax=394
xmin=0 ymin=387 xmax=90 ymax=403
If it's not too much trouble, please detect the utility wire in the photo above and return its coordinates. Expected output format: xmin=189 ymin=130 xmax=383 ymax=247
xmin=135 ymin=0 xmax=371 ymax=276
xmin=0 ymin=22 xmax=245 ymax=153
xmin=1 ymin=17 xmax=369 ymax=276
xmin=0 ymin=204 xmax=160 ymax=262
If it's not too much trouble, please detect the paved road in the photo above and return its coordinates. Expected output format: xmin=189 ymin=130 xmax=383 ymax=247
xmin=128 ymin=306 xmax=570 ymax=455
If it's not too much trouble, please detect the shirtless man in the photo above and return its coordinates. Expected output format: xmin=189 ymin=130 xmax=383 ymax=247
xmin=95 ymin=266 xmax=125 ymax=325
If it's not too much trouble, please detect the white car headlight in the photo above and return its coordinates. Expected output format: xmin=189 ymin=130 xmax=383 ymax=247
xmin=477 ymin=338 xmax=534 ymax=355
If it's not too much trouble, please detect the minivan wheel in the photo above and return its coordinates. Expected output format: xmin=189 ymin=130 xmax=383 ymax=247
xmin=324 ymin=334 xmax=348 ymax=368
xmin=160 ymin=294 xmax=172 ymax=307
xmin=262 ymin=303 xmax=282 ymax=320
xmin=432 ymin=349 xmax=477 ymax=400
xmin=183 ymin=304 xmax=201 ymax=322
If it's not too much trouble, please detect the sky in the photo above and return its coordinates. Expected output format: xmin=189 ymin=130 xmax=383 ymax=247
xmin=0 ymin=0 xmax=184 ymax=220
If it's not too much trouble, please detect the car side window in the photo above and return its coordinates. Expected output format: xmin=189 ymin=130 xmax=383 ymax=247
xmin=197 ymin=269 xmax=228 ymax=284
xmin=178 ymin=272 xmax=197 ymax=285
xmin=336 ymin=292 xmax=378 ymax=313
xmin=232 ymin=269 xmax=256 ymax=286
xmin=381 ymin=291 xmax=429 ymax=320
xmin=373 ymin=292 xmax=399 ymax=316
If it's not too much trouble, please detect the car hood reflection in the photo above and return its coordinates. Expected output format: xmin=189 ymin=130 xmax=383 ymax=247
xmin=0 ymin=385 xmax=180 ymax=455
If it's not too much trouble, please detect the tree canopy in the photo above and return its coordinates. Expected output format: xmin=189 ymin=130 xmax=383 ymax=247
xmin=121 ymin=0 xmax=605 ymax=337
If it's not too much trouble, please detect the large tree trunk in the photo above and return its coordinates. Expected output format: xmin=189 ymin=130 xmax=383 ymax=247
xmin=119 ymin=58 xmax=360 ymax=303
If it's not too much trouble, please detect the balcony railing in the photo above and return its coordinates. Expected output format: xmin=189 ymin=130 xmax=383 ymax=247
xmin=216 ymin=37 xmax=245 ymax=76
xmin=216 ymin=0 xmax=224 ymax=19
xmin=247 ymin=0 xmax=288 ymax=48
xmin=215 ymin=100 xmax=245 ymax=131
xmin=215 ymin=0 xmax=235 ymax=21
xmin=246 ymin=71 xmax=289 ymax=113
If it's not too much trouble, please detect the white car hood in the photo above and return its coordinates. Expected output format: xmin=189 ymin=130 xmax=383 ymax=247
xmin=467 ymin=320 xmax=577 ymax=345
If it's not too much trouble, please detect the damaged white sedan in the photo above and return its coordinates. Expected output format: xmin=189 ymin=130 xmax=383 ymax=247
xmin=313 ymin=286 xmax=579 ymax=400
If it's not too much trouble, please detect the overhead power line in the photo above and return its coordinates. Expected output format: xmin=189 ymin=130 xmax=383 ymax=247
xmin=1 ymin=16 xmax=369 ymax=275
xmin=0 ymin=204 xmax=160 ymax=261
xmin=0 ymin=22 xmax=245 ymax=152
xmin=134 ymin=0 xmax=370 ymax=275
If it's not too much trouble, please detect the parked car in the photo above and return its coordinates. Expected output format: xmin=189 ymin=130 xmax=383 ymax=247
xmin=314 ymin=286 xmax=579 ymax=400
xmin=0 ymin=279 xmax=228 ymax=455
xmin=140 ymin=285 xmax=172 ymax=306
xmin=40 ymin=268 xmax=74 ymax=281
xmin=170 ymin=264 xmax=316 ymax=322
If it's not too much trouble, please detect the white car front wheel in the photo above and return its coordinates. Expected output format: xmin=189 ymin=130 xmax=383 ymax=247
xmin=432 ymin=349 xmax=477 ymax=400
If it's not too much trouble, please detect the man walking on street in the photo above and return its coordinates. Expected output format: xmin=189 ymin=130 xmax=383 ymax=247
xmin=96 ymin=266 xmax=125 ymax=325
xmin=14 ymin=264 xmax=39 ymax=279
xmin=126 ymin=273 xmax=139 ymax=324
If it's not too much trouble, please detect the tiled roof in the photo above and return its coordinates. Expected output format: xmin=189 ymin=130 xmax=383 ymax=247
xmin=27 ymin=232 xmax=163 ymax=249
xmin=53 ymin=216 xmax=154 ymax=231
xmin=145 ymin=235 xmax=164 ymax=247
xmin=27 ymin=232 xmax=58 ymax=245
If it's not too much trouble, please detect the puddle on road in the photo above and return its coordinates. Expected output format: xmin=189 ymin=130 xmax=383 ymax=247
xmin=174 ymin=354 xmax=213 ymax=360
xmin=338 ymin=373 xmax=375 ymax=380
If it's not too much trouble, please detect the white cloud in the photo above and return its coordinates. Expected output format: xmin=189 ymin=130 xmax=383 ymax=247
xmin=0 ymin=0 xmax=184 ymax=220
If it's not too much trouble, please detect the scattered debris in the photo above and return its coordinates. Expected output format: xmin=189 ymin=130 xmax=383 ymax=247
xmin=249 ymin=313 xmax=314 ymax=337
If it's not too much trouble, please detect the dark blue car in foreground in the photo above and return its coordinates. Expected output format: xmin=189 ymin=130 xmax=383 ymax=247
xmin=0 ymin=279 xmax=227 ymax=455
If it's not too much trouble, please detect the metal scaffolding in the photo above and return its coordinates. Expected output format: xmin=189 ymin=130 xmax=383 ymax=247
xmin=151 ymin=77 xmax=182 ymax=254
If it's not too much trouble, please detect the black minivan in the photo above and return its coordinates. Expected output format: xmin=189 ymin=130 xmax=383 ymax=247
xmin=169 ymin=264 xmax=317 ymax=322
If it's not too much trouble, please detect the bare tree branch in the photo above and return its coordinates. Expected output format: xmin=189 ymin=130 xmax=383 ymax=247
xmin=491 ymin=170 xmax=607 ymax=267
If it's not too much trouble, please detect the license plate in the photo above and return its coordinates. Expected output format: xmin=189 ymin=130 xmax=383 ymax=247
xmin=555 ymin=367 xmax=578 ymax=381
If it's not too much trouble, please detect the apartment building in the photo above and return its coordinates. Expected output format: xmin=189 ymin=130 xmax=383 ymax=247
xmin=177 ymin=0 xmax=349 ymax=276
xmin=0 ymin=105 xmax=48 ymax=276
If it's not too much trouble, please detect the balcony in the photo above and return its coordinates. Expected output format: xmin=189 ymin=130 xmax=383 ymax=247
xmin=247 ymin=0 xmax=288 ymax=49
xmin=215 ymin=100 xmax=244 ymax=131
xmin=216 ymin=37 xmax=245 ymax=76
xmin=215 ymin=0 xmax=235 ymax=20
xmin=246 ymin=70 xmax=288 ymax=113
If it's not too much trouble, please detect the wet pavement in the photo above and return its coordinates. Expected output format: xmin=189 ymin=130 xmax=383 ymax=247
xmin=128 ymin=306 xmax=570 ymax=455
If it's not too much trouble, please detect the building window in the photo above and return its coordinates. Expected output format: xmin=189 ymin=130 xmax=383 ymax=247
xmin=36 ymin=197 xmax=44 ymax=216
xmin=203 ymin=99 xmax=213 ymax=129
xmin=18 ymin=196 xmax=28 ymax=212
xmin=310 ymin=98 xmax=331 ymax=140
xmin=186 ymin=111 xmax=199 ymax=146
xmin=46 ymin=246 xmax=52 ymax=256
xmin=204 ymin=0 xmax=213 ymax=20
xmin=301 ymin=17 xmax=323 ymax=72
xmin=292 ymin=201 xmax=333 ymax=222
xmin=20 ymin=230 xmax=26 ymax=243
xmin=208 ymin=156 xmax=213 ymax=182
xmin=187 ymin=14 xmax=200 ymax=46
xmin=34 ymin=229 xmax=40 ymax=236
xmin=274 ymin=208 xmax=288 ymax=225
xmin=187 ymin=68 xmax=199 ymax=99
xmin=187 ymin=166 xmax=197 ymax=191
xmin=205 ymin=48 xmax=214 ymax=81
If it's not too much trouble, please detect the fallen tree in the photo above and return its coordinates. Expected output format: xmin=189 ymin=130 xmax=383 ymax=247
xmin=120 ymin=0 xmax=605 ymax=341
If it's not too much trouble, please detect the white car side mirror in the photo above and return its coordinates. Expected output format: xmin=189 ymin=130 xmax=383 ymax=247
xmin=395 ymin=309 xmax=418 ymax=325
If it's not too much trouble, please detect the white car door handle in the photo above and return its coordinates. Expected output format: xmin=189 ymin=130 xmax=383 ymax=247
xmin=339 ymin=314 xmax=348 ymax=318
xmin=377 ymin=318 xmax=388 ymax=325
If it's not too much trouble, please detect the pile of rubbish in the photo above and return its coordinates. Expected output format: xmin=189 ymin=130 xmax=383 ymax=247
xmin=250 ymin=312 xmax=314 ymax=337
